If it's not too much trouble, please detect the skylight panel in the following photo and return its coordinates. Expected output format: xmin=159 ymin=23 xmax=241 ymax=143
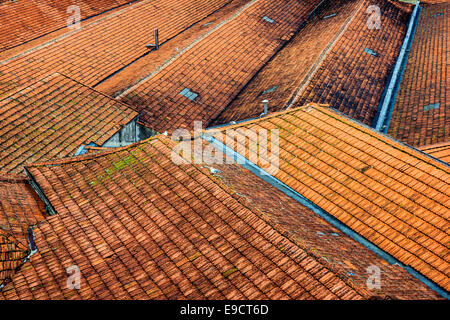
xmin=263 ymin=16 xmax=274 ymax=23
xmin=180 ymin=88 xmax=199 ymax=101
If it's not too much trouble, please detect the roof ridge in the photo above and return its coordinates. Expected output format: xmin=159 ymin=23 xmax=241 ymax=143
xmin=205 ymin=103 xmax=327 ymax=132
xmin=23 ymin=134 xmax=167 ymax=168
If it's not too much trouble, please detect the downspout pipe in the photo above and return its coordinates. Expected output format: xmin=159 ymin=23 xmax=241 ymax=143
xmin=374 ymin=1 xmax=421 ymax=132
xmin=202 ymin=134 xmax=449 ymax=299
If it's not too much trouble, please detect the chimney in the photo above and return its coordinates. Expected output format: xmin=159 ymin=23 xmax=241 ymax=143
xmin=261 ymin=99 xmax=269 ymax=116
xmin=146 ymin=28 xmax=160 ymax=50
xmin=153 ymin=28 xmax=159 ymax=49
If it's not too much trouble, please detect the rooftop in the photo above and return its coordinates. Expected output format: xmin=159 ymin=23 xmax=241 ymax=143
xmin=0 ymin=0 xmax=233 ymax=97
xmin=0 ymin=73 xmax=137 ymax=175
xmin=1 ymin=137 xmax=363 ymax=300
xmin=0 ymin=0 xmax=138 ymax=53
xmin=212 ymin=0 xmax=413 ymax=127
xmin=0 ymin=172 xmax=46 ymax=285
xmin=211 ymin=162 xmax=442 ymax=299
xmin=388 ymin=2 xmax=449 ymax=148
xmin=205 ymin=104 xmax=450 ymax=292
xmin=0 ymin=0 xmax=447 ymax=301
xmin=418 ymin=142 xmax=450 ymax=164
xmin=120 ymin=0 xmax=322 ymax=132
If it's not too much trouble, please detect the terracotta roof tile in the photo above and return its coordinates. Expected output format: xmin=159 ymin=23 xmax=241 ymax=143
xmin=0 ymin=0 xmax=139 ymax=52
xmin=0 ymin=137 xmax=364 ymax=299
xmin=388 ymin=3 xmax=449 ymax=147
xmin=0 ymin=73 xmax=138 ymax=174
xmin=120 ymin=0 xmax=321 ymax=133
xmin=292 ymin=0 xmax=412 ymax=126
xmin=211 ymin=163 xmax=442 ymax=299
xmin=212 ymin=0 xmax=365 ymax=125
xmin=0 ymin=0 xmax=233 ymax=98
xmin=0 ymin=172 xmax=46 ymax=285
xmin=418 ymin=142 xmax=450 ymax=164
xmin=206 ymin=104 xmax=450 ymax=292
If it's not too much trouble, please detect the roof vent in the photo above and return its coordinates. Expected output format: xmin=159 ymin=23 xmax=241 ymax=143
xmin=263 ymin=16 xmax=274 ymax=23
xmin=260 ymin=99 xmax=269 ymax=117
xmin=424 ymin=103 xmax=440 ymax=111
xmin=261 ymin=85 xmax=278 ymax=95
xmin=180 ymin=88 xmax=199 ymax=101
xmin=323 ymin=13 xmax=337 ymax=19
xmin=364 ymin=48 xmax=377 ymax=56
xmin=146 ymin=28 xmax=160 ymax=50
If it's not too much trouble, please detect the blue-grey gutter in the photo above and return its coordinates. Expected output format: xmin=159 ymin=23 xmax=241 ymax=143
xmin=374 ymin=1 xmax=421 ymax=132
xmin=202 ymin=133 xmax=449 ymax=299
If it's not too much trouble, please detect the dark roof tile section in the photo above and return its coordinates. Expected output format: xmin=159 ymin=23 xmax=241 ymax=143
xmin=0 ymin=137 xmax=364 ymax=299
xmin=206 ymin=104 xmax=450 ymax=292
xmin=293 ymin=0 xmax=412 ymax=125
xmin=120 ymin=0 xmax=321 ymax=133
xmin=0 ymin=73 xmax=138 ymax=174
xmin=0 ymin=0 xmax=233 ymax=97
xmin=388 ymin=3 xmax=449 ymax=147
xmin=0 ymin=0 xmax=140 ymax=52
xmin=212 ymin=0 xmax=364 ymax=125
xmin=0 ymin=172 xmax=45 ymax=284
xmin=212 ymin=163 xmax=442 ymax=299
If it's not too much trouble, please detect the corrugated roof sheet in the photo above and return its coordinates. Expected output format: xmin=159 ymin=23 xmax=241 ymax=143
xmin=0 ymin=73 xmax=137 ymax=174
xmin=206 ymin=104 xmax=450 ymax=292
xmin=0 ymin=137 xmax=364 ymax=300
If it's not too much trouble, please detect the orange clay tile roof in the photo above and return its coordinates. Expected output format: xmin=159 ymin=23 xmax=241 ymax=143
xmin=388 ymin=3 xmax=449 ymax=147
xmin=205 ymin=104 xmax=450 ymax=292
xmin=290 ymin=0 xmax=412 ymax=126
xmin=0 ymin=0 xmax=233 ymax=98
xmin=0 ymin=172 xmax=46 ymax=285
xmin=0 ymin=137 xmax=364 ymax=300
xmin=0 ymin=233 xmax=28 ymax=287
xmin=0 ymin=0 xmax=140 ymax=52
xmin=120 ymin=0 xmax=322 ymax=133
xmin=211 ymin=163 xmax=441 ymax=299
xmin=0 ymin=73 xmax=138 ymax=175
xmin=419 ymin=142 xmax=450 ymax=164
xmin=212 ymin=0 xmax=365 ymax=125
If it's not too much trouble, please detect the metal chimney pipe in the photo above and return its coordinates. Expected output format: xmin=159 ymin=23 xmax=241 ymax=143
xmin=261 ymin=99 xmax=269 ymax=116
xmin=154 ymin=28 xmax=159 ymax=49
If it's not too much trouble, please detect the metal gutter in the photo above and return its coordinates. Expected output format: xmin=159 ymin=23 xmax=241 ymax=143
xmin=202 ymin=133 xmax=449 ymax=299
xmin=374 ymin=1 xmax=421 ymax=132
